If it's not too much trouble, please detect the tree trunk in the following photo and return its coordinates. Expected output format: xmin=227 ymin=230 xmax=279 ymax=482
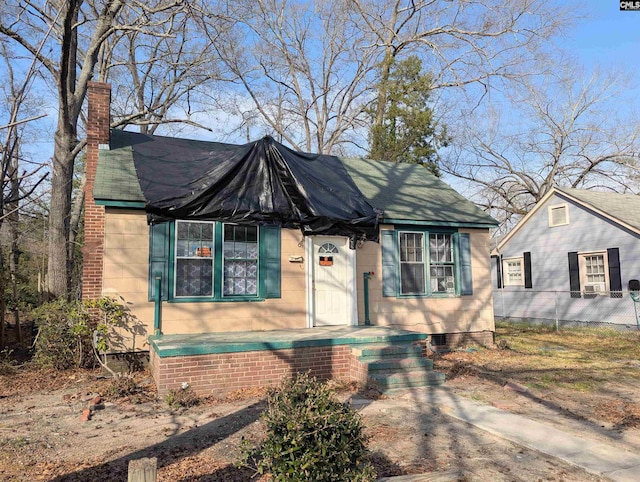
xmin=46 ymin=130 xmax=76 ymax=299
xmin=9 ymin=149 xmax=21 ymax=343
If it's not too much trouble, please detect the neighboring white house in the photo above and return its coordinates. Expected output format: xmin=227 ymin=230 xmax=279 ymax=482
xmin=492 ymin=187 xmax=640 ymax=328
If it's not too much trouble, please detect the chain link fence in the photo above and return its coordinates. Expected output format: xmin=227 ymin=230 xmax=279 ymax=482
xmin=493 ymin=289 xmax=640 ymax=331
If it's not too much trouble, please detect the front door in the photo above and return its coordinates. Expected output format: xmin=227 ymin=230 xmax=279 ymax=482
xmin=311 ymin=236 xmax=353 ymax=326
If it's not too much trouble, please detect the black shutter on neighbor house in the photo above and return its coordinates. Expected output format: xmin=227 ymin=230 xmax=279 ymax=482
xmin=523 ymin=252 xmax=532 ymax=289
xmin=607 ymin=247 xmax=622 ymax=298
xmin=568 ymin=251 xmax=581 ymax=298
xmin=492 ymin=255 xmax=503 ymax=289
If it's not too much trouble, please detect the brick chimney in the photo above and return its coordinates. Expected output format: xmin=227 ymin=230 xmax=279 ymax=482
xmin=82 ymin=82 xmax=111 ymax=300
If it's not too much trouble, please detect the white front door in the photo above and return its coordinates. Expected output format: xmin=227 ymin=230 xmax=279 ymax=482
xmin=310 ymin=236 xmax=355 ymax=326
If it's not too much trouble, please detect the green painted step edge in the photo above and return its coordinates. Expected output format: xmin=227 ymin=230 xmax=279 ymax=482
xmin=150 ymin=332 xmax=426 ymax=358
xmin=365 ymin=358 xmax=434 ymax=371
xmin=354 ymin=345 xmax=423 ymax=358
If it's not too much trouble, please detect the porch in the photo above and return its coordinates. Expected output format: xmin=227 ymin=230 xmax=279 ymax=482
xmin=149 ymin=326 xmax=445 ymax=397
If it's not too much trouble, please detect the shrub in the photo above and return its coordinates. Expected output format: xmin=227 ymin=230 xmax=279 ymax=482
xmin=32 ymin=297 xmax=125 ymax=370
xmin=0 ymin=349 xmax=17 ymax=376
xmin=248 ymin=373 xmax=376 ymax=482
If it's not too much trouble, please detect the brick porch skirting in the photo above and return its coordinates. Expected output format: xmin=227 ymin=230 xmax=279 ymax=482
xmin=150 ymin=344 xmax=369 ymax=397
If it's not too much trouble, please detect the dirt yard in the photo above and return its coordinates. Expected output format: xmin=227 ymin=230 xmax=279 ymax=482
xmin=1 ymin=323 xmax=638 ymax=481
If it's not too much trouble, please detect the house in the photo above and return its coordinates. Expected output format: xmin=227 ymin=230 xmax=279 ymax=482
xmin=83 ymin=82 xmax=498 ymax=395
xmin=492 ymin=187 xmax=640 ymax=328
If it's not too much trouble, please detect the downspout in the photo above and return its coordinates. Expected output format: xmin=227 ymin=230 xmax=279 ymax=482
xmin=154 ymin=274 xmax=163 ymax=336
xmin=363 ymin=271 xmax=374 ymax=326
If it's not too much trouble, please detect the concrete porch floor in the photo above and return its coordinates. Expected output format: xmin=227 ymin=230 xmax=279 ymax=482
xmin=149 ymin=325 xmax=427 ymax=358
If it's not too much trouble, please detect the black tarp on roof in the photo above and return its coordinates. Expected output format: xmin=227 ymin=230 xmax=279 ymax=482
xmin=129 ymin=133 xmax=379 ymax=244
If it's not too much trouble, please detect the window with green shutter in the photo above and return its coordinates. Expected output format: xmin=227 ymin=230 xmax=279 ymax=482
xmin=381 ymin=228 xmax=473 ymax=298
xmin=148 ymin=221 xmax=280 ymax=302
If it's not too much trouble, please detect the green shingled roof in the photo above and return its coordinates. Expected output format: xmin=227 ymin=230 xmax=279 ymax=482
xmin=94 ymin=137 xmax=144 ymax=202
xmin=341 ymin=156 xmax=496 ymax=226
xmin=94 ymin=129 xmax=496 ymax=227
xmin=557 ymin=187 xmax=640 ymax=232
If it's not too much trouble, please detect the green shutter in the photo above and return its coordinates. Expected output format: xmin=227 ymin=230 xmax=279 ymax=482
xmin=381 ymin=229 xmax=398 ymax=297
xmin=459 ymin=233 xmax=473 ymax=295
xmin=262 ymin=226 xmax=281 ymax=298
xmin=149 ymin=221 xmax=171 ymax=301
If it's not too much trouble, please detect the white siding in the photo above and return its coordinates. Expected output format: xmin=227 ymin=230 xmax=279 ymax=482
xmin=493 ymin=193 xmax=640 ymax=326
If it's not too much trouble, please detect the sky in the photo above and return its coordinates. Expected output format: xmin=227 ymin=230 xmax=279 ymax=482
xmin=15 ymin=2 xmax=640 ymax=169
xmin=565 ymin=2 xmax=640 ymax=71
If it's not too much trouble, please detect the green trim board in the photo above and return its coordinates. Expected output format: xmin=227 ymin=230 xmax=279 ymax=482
xmin=382 ymin=218 xmax=497 ymax=228
xmin=95 ymin=200 xmax=146 ymax=208
xmin=149 ymin=326 xmax=427 ymax=358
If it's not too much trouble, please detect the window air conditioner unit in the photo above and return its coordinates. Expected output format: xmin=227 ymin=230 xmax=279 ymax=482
xmin=584 ymin=285 xmax=603 ymax=294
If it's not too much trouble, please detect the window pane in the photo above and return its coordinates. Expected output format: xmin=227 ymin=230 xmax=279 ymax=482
xmin=175 ymin=259 xmax=213 ymax=296
xmin=399 ymin=232 xmax=426 ymax=294
xmin=430 ymin=233 xmax=452 ymax=263
xmin=401 ymin=263 xmax=425 ymax=294
xmin=431 ymin=265 xmax=454 ymax=293
xmin=175 ymin=221 xmax=214 ymax=296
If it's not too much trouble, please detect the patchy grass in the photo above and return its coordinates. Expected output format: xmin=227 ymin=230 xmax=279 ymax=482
xmin=438 ymin=321 xmax=640 ymax=395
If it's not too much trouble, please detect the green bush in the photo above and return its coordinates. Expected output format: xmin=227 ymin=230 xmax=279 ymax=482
xmin=248 ymin=373 xmax=376 ymax=482
xmin=32 ymin=298 xmax=125 ymax=370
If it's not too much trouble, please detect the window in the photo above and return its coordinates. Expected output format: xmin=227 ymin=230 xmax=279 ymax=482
xmin=175 ymin=221 xmax=214 ymax=297
xmin=429 ymin=233 xmax=455 ymax=293
xmin=548 ymin=204 xmax=569 ymax=227
xmin=503 ymin=257 xmax=524 ymax=286
xmin=399 ymin=232 xmax=425 ymax=294
xmin=387 ymin=230 xmax=468 ymax=297
xmin=149 ymin=220 xmax=281 ymax=302
xmin=580 ymin=252 xmax=608 ymax=294
xmin=223 ymin=225 xmax=258 ymax=296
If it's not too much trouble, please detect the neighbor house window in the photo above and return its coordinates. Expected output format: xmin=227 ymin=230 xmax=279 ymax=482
xmin=503 ymin=257 xmax=524 ymax=286
xmin=429 ymin=233 xmax=455 ymax=293
xmin=399 ymin=232 xmax=426 ymax=294
xmin=548 ymin=204 xmax=569 ymax=227
xmin=223 ymin=225 xmax=258 ymax=296
xmin=175 ymin=221 xmax=214 ymax=297
xmin=580 ymin=252 xmax=608 ymax=294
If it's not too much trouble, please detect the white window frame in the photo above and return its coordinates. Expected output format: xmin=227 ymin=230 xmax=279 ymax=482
xmin=502 ymin=257 xmax=524 ymax=286
xmin=548 ymin=203 xmax=569 ymax=227
xmin=174 ymin=220 xmax=215 ymax=298
xmin=398 ymin=231 xmax=427 ymax=295
xmin=579 ymin=250 xmax=609 ymax=295
xmin=221 ymin=224 xmax=260 ymax=298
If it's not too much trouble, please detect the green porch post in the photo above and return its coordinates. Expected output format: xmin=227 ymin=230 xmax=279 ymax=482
xmin=363 ymin=271 xmax=374 ymax=326
xmin=154 ymin=275 xmax=163 ymax=336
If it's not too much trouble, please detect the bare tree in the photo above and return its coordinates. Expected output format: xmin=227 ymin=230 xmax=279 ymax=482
xmin=204 ymin=0 xmax=379 ymax=154
xmin=0 ymin=0 xmax=224 ymax=298
xmin=442 ymin=63 xmax=640 ymax=231
xmin=348 ymin=0 xmax=571 ymax=137
xmin=0 ymin=42 xmax=49 ymax=346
